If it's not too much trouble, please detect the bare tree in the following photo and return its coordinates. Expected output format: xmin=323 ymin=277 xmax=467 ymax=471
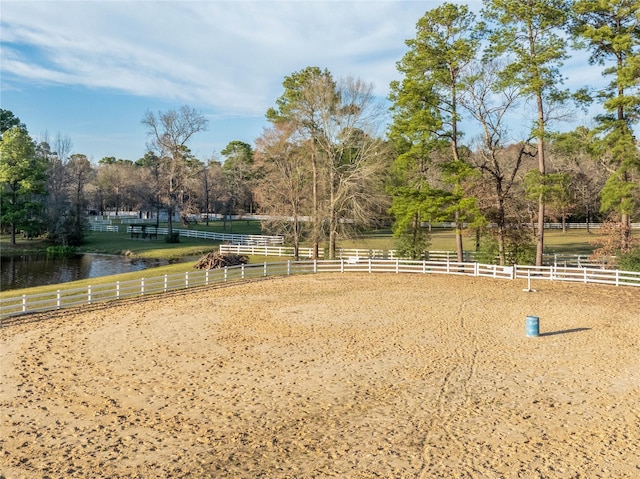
xmin=267 ymin=67 xmax=339 ymax=258
xmin=141 ymin=106 xmax=208 ymax=240
xmin=463 ymin=60 xmax=535 ymax=265
xmin=255 ymin=122 xmax=311 ymax=259
xmin=199 ymin=156 xmax=224 ymax=226
xmin=315 ymin=77 xmax=391 ymax=258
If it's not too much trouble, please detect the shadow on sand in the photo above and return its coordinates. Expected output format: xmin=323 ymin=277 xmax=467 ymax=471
xmin=539 ymin=327 xmax=591 ymax=337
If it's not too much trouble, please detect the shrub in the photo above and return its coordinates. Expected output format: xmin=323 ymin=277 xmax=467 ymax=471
xmin=616 ymin=248 xmax=640 ymax=272
xmin=165 ymin=232 xmax=180 ymax=243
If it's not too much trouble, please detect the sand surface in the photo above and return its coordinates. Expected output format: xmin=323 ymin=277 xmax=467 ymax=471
xmin=1 ymin=273 xmax=639 ymax=478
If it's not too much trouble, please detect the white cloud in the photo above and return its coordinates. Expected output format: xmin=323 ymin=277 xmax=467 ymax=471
xmin=1 ymin=1 xmax=432 ymax=116
xmin=1 ymin=0 xmax=619 ymax=160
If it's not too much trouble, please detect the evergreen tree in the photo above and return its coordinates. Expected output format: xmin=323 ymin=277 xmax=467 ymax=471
xmin=572 ymin=0 xmax=640 ymax=253
xmin=0 ymin=127 xmax=48 ymax=243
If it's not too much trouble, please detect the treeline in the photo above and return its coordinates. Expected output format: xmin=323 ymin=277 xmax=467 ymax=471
xmin=1 ymin=0 xmax=638 ymax=267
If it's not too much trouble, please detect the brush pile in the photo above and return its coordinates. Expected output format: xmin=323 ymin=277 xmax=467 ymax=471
xmin=194 ymin=252 xmax=249 ymax=270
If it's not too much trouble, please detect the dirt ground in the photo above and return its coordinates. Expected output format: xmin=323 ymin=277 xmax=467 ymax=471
xmin=1 ymin=273 xmax=639 ymax=478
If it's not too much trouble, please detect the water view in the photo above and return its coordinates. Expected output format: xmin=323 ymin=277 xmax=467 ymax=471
xmin=0 ymin=254 xmax=175 ymax=291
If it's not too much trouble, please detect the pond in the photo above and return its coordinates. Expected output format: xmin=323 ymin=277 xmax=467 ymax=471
xmin=0 ymin=254 xmax=184 ymax=291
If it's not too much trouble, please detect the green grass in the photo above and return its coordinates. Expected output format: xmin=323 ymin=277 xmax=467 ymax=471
xmin=346 ymin=227 xmax=608 ymax=255
xmin=79 ymin=231 xmax=218 ymax=259
xmin=2 ymin=223 xmax=632 ymax=299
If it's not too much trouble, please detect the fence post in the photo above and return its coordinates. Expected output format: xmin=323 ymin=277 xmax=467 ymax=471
xmin=395 ymin=258 xmax=398 ymax=274
xmin=185 ymin=271 xmax=189 ymax=288
xmin=116 ymin=282 xmax=120 ymax=300
xmin=241 ymin=264 xmax=245 ymax=279
xmin=141 ymin=278 xmax=145 ymax=296
xmin=164 ymin=274 xmax=168 ymax=292
xmin=224 ymin=267 xmax=228 ymax=282
xmin=264 ymin=262 xmax=267 ymax=277
xmin=287 ymin=260 xmax=291 ymax=276
xmin=341 ymin=258 xmax=344 ymax=273
xmin=88 ymin=285 xmax=92 ymax=305
xmin=205 ymin=269 xmax=209 ymax=285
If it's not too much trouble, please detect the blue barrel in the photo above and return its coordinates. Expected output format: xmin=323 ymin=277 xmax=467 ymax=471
xmin=526 ymin=316 xmax=540 ymax=337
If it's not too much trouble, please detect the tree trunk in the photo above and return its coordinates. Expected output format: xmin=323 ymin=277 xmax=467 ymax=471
xmin=535 ymin=92 xmax=546 ymax=267
xmin=455 ymin=211 xmax=463 ymax=262
xmin=536 ymin=194 xmax=545 ymax=266
xmin=311 ymin=150 xmax=319 ymax=259
xmin=293 ymin=216 xmax=300 ymax=261
xmin=167 ymin=203 xmax=174 ymax=236
xmin=586 ymin=203 xmax=591 ymax=234
xmin=621 ymin=212 xmax=631 ymax=253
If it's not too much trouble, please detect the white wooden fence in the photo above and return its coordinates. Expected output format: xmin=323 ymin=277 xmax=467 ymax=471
xmin=1 ymin=259 xmax=638 ymax=320
xmin=89 ymin=224 xmax=119 ymax=232
xmin=125 ymin=226 xmax=284 ymax=245
xmin=219 ymin=244 xmax=613 ymax=268
xmin=89 ymin=223 xmax=285 ymax=245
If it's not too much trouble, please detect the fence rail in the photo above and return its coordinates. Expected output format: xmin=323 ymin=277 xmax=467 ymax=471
xmin=125 ymin=227 xmax=284 ymax=245
xmin=89 ymin=224 xmax=119 ymax=233
xmin=2 ymin=259 xmax=638 ymax=320
xmin=219 ymin=244 xmax=613 ymax=268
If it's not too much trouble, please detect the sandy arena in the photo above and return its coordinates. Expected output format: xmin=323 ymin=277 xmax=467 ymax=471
xmin=1 ymin=273 xmax=639 ymax=478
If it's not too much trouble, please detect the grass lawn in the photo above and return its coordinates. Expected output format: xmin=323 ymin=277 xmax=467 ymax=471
xmin=345 ymin=227 xmax=604 ymax=256
xmin=2 ymin=221 xmax=630 ymax=299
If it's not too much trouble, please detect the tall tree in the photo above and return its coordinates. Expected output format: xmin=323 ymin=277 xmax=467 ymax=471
xmin=221 ymin=140 xmax=256 ymax=227
xmin=199 ymin=156 xmax=224 ymax=226
xmin=463 ymin=59 xmax=533 ymax=264
xmin=267 ymin=67 xmax=339 ymax=258
xmin=39 ymin=132 xmax=73 ymax=225
xmin=142 ymin=106 xmax=208 ymax=240
xmin=572 ymin=0 xmax=640 ymax=252
xmin=483 ymin=0 xmax=571 ymax=266
xmin=550 ymin=126 xmax=608 ymax=232
xmin=315 ymin=77 xmax=391 ymax=259
xmin=388 ymin=3 xmax=480 ymax=261
xmin=255 ymin=122 xmax=311 ymax=259
xmin=0 ymin=126 xmax=47 ymax=244
xmin=51 ymin=153 xmax=93 ymax=246
xmin=0 ymin=110 xmax=26 ymax=136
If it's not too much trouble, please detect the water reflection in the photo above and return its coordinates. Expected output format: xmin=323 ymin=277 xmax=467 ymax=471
xmin=0 ymin=254 xmax=174 ymax=291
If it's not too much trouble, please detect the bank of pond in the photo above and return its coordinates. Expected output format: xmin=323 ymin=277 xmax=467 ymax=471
xmin=0 ymin=253 xmax=191 ymax=291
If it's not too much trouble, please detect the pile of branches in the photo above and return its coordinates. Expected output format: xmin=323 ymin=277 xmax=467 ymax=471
xmin=194 ymin=252 xmax=249 ymax=270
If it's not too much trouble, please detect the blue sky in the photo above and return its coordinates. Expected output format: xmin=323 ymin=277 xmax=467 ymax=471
xmin=1 ymin=0 xmax=605 ymax=163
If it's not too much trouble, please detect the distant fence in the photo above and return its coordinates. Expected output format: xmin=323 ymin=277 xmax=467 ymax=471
xmin=128 ymin=227 xmax=284 ymax=245
xmin=87 ymin=223 xmax=284 ymax=245
xmin=94 ymin=214 xmax=640 ymax=229
xmin=2 ymin=259 xmax=638 ymax=320
xmin=89 ymin=224 xmax=119 ymax=233
xmin=219 ymin=244 xmax=613 ymax=268
xmin=87 ymin=226 xmax=612 ymax=267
